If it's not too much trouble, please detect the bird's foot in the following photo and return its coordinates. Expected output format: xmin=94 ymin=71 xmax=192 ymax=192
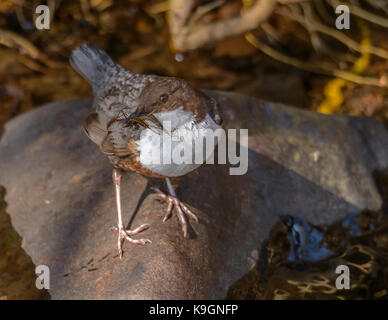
xmin=111 ymin=224 xmax=151 ymax=259
xmin=151 ymin=187 xmax=198 ymax=238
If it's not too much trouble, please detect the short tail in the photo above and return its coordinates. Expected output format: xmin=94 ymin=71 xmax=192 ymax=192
xmin=70 ymin=43 xmax=120 ymax=88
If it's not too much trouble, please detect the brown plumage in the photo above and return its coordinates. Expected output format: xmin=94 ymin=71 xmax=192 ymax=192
xmin=71 ymin=43 xmax=222 ymax=258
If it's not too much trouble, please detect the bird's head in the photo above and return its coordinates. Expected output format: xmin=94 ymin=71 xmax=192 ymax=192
xmin=70 ymin=43 xmax=219 ymax=134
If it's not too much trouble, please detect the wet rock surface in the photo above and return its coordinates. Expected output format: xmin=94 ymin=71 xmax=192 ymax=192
xmin=1 ymin=91 xmax=388 ymax=299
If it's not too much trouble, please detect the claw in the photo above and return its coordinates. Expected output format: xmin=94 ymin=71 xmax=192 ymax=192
xmin=111 ymin=225 xmax=152 ymax=259
xmin=163 ymin=201 xmax=174 ymax=222
xmin=152 ymin=188 xmax=198 ymax=238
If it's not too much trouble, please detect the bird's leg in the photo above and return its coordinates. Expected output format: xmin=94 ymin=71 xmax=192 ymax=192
xmin=152 ymin=177 xmax=198 ymax=238
xmin=111 ymin=168 xmax=151 ymax=259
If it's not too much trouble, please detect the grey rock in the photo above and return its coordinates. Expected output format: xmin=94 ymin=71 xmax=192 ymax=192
xmin=1 ymin=90 xmax=388 ymax=299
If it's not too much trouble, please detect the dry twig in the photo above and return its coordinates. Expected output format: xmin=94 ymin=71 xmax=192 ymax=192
xmin=0 ymin=28 xmax=64 ymax=69
xmin=245 ymin=33 xmax=388 ymax=88
xmin=275 ymin=5 xmax=388 ymax=60
xmin=329 ymin=0 xmax=388 ymax=28
xmin=168 ymin=0 xmax=278 ymax=51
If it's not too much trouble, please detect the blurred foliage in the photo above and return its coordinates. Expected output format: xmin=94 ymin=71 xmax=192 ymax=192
xmin=317 ymin=20 xmax=371 ymax=114
xmin=0 ymin=0 xmax=387 ymax=131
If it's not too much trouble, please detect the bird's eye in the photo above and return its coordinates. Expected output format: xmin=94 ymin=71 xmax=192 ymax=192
xmin=159 ymin=93 xmax=169 ymax=103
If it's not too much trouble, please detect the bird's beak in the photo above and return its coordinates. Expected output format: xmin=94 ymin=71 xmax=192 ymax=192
xmin=122 ymin=108 xmax=170 ymax=135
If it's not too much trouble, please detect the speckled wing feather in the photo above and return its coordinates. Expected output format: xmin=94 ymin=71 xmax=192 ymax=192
xmin=83 ymin=113 xmax=107 ymax=146
xmin=83 ymin=112 xmax=137 ymax=157
xmin=100 ymin=119 xmax=136 ymax=156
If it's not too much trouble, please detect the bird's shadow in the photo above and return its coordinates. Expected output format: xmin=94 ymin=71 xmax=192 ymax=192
xmin=126 ymin=179 xmax=153 ymax=230
xmin=125 ymin=177 xmax=198 ymax=239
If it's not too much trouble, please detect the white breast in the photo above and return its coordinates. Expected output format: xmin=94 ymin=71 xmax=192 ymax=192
xmin=136 ymin=107 xmax=221 ymax=177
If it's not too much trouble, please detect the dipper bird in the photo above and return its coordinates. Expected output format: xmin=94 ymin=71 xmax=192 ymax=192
xmin=70 ymin=44 xmax=222 ymax=258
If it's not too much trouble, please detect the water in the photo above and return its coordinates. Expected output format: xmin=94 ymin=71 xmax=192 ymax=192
xmin=227 ymin=171 xmax=388 ymax=299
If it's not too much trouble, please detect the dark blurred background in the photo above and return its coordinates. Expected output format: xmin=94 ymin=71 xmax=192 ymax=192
xmin=0 ymin=0 xmax=387 ymax=130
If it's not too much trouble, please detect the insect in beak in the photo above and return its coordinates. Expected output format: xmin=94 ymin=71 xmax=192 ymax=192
xmin=122 ymin=108 xmax=170 ymax=136
xmin=122 ymin=108 xmax=146 ymax=127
